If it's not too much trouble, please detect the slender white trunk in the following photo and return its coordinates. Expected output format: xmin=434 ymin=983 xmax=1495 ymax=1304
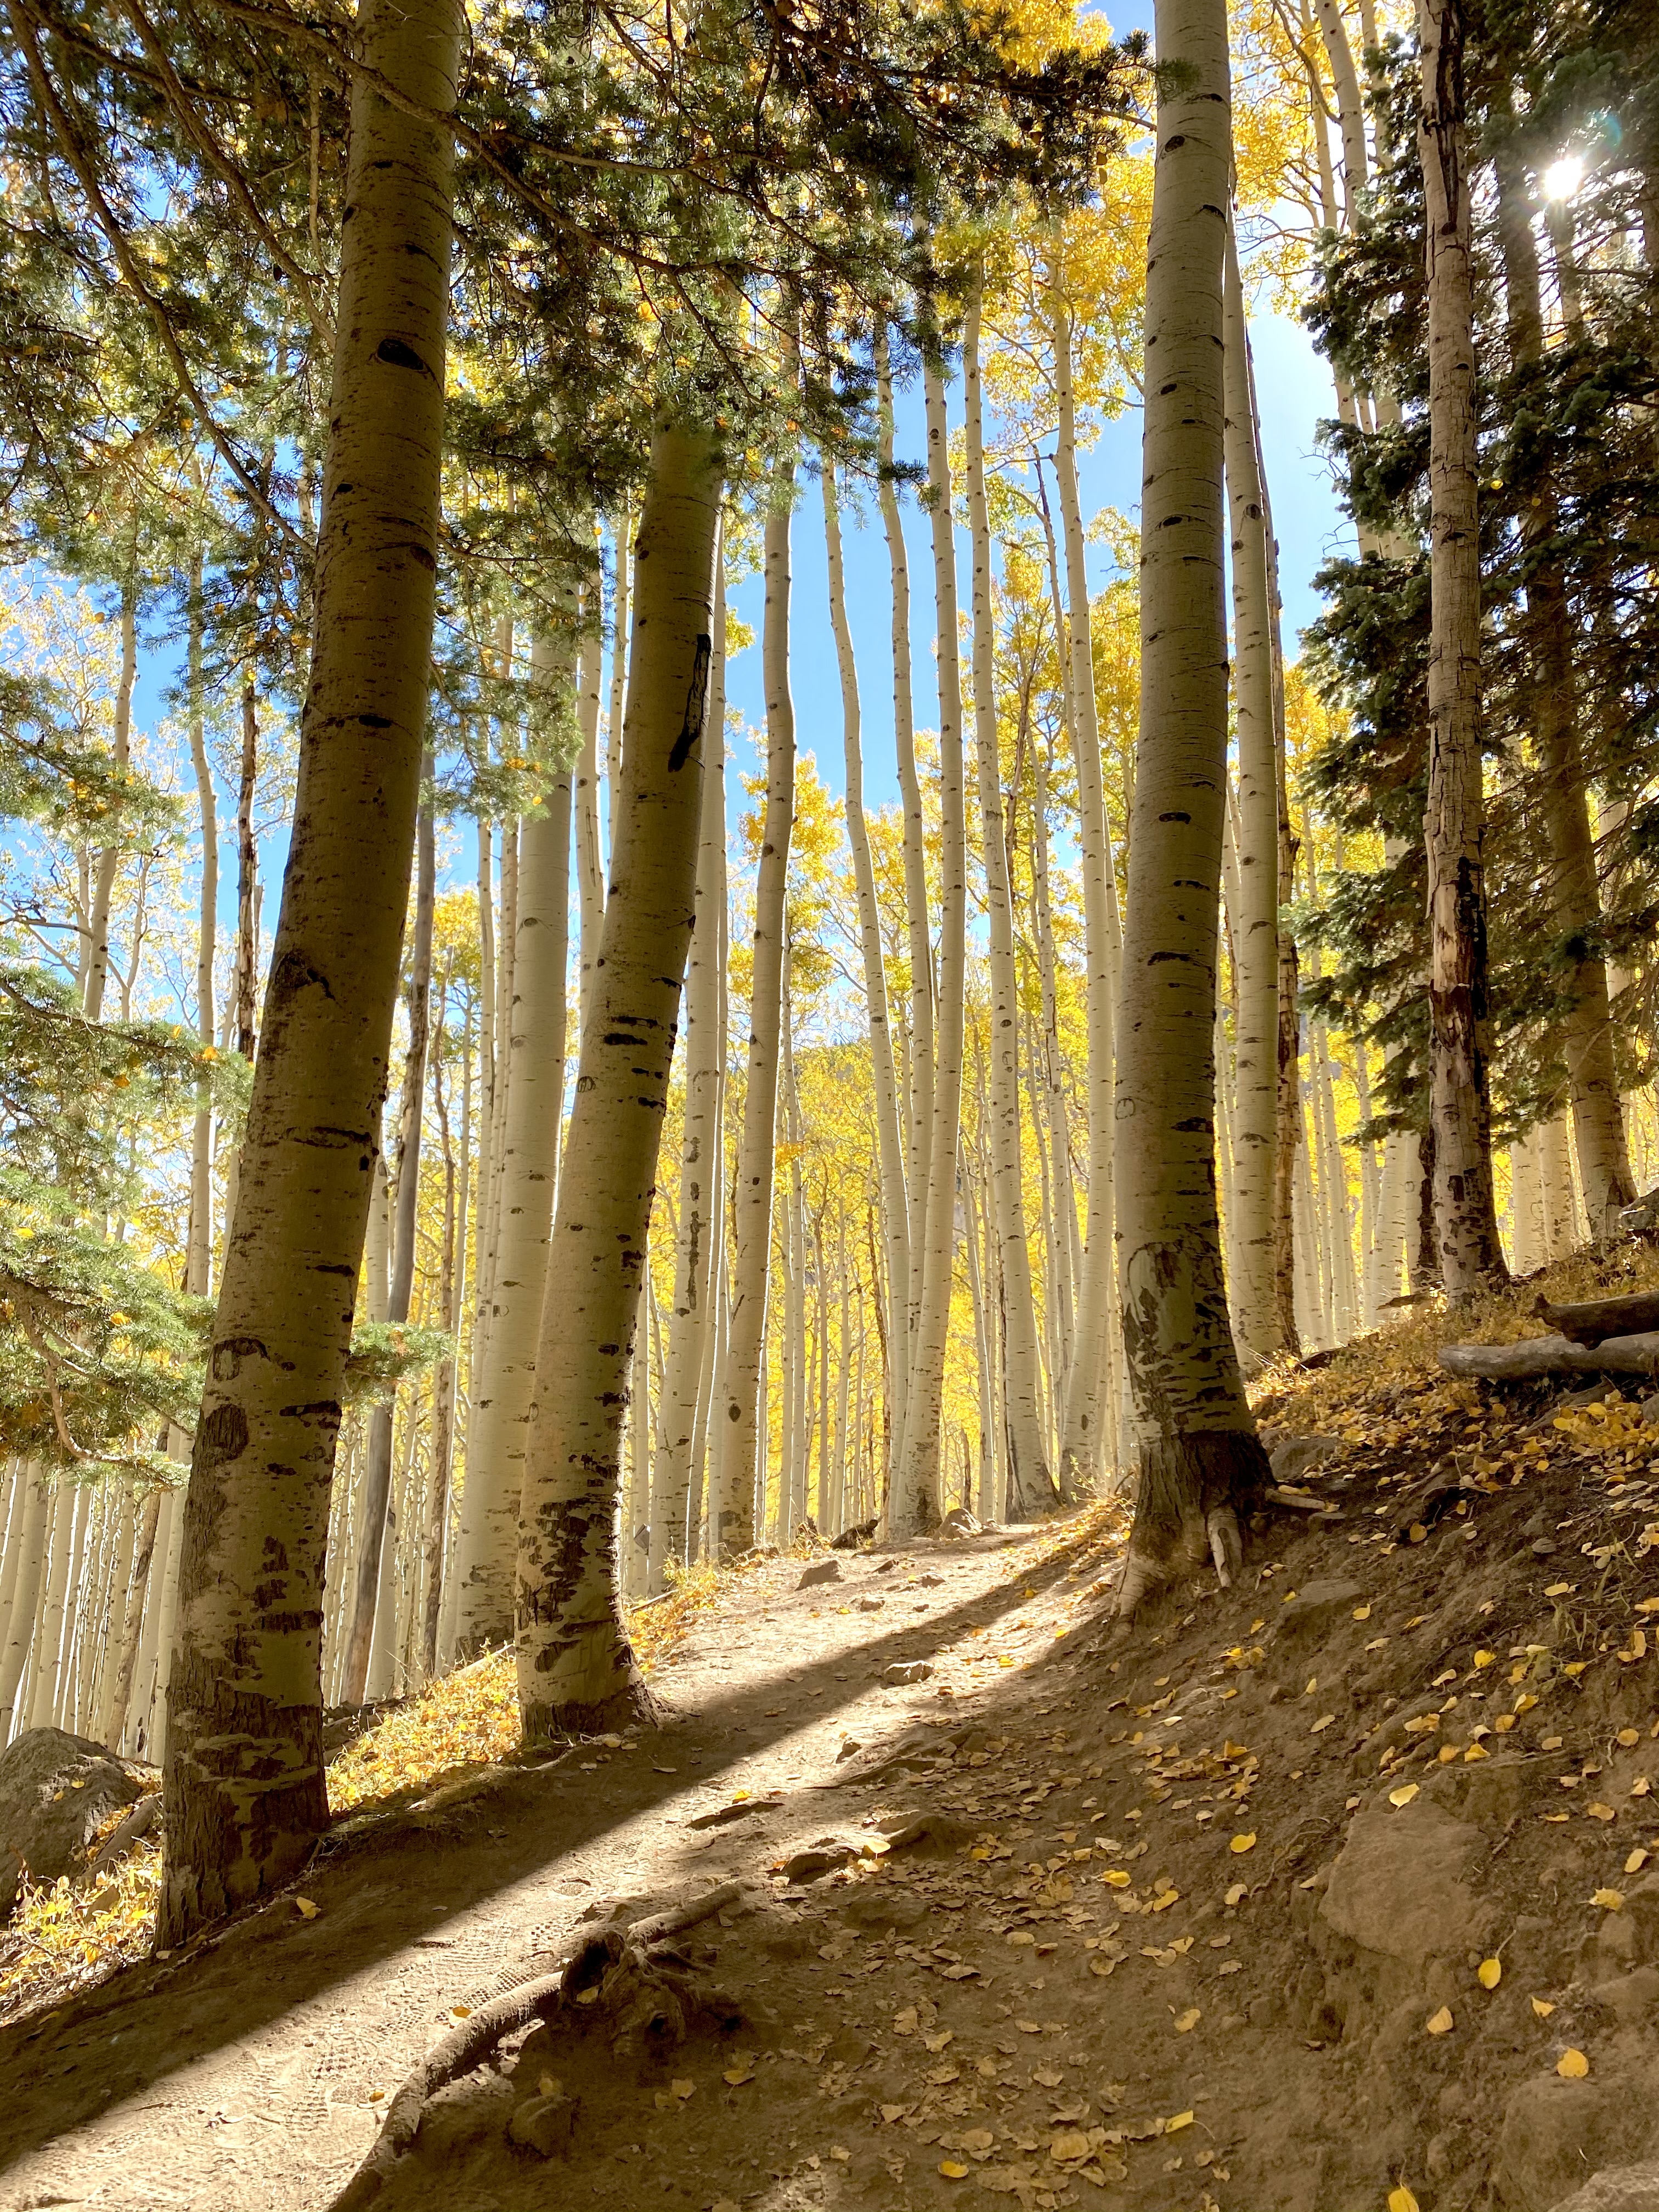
xmin=514 ymin=422 xmax=722 ymax=1739
xmin=718 ymin=458 xmax=795 ymax=1553
xmin=877 ymin=328 xmax=933 ymax=1452
xmin=964 ymin=281 xmax=1055 ymax=1513
xmin=0 ymin=1468 xmax=49 ymax=1740
xmin=891 ymin=358 xmax=969 ymax=1537
xmin=1050 ymin=247 xmax=1124 ymax=1499
xmin=1222 ymin=216 xmax=1282 ymax=1367
xmin=823 ymin=466 xmax=910 ymax=1424
xmin=451 ymin=647 xmax=574 ymax=1651
xmin=575 ymin=577 xmax=607 ymax=1042
xmin=650 ymin=527 xmax=728 ymax=1589
xmin=28 ymin=1482 xmax=79 ymax=1729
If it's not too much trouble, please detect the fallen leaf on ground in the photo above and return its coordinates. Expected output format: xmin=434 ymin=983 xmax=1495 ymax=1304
xmin=1173 ymin=2008 xmax=1200 ymax=2033
xmin=1557 ymin=2049 xmax=1590 ymax=2078
xmin=1389 ymin=2188 xmax=1421 ymax=2212
xmin=295 ymin=1898 xmax=320 ymax=1920
xmin=1477 ymin=1959 xmax=1502 ymax=1989
xmin=1388 ymin=1784 xmax=1419 ymax=1808
xmin=1425 ymin=2007 xmax=1453 ymax=2036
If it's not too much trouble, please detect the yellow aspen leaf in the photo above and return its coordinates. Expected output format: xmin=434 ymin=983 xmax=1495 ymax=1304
xmin=1151 ymin=1888 xmax=1180 ymax=1912
xmin=1229 ymin=1833 xmax=1256 ymax=1854
xmin=1587 ymin=1803 xmax=1617 ymax=1821
xmin=1165 ymin=2111 xmax=1194 ymax=2133
xmin=1409 ymin=1523 xmax=1429 ymax=1544
xmin=939 ymin=2160 xmax=970 ymax=2179
xmin=1425 ymin=2007 xmax=1454 ymax=2035
xmin=1389 ymin=2190 xmax=1421 ymax=2212
xmin=1617 ymin=1729 xmax=1641 ymax=1747
xmin=1532 ymin=1997 xmax=1556 ymax=2017
xmin=723 ymin=2066 xmax=754 ymax=2086
xmin=1626 ymin=1849 xmax=1650 ymax=1874
xmin=1173 ymin=2007 xmax=1200 ymax=2033
xmin=672 ymin=2078 xmax=695 ymax=2100
xmin=1464 ymin=1744 xmax=1489 ymax=1763
xmin=1102 ymin=1869 xmax=1131 ymax=1887
xmin=1473 ymin=1650 xmax=1496 ymax=1668
xmin=1592 ymin=1889 xmax=1625 ymax=1909
xmin=295 ymin=1898 xmax=320 ymax=1920
xmin=1557 ymin=2049 xmax=1590 ymax=2078
xmin=1050 ymin=2132 xmax=1092 ymax=2162
xmin=1388 ymin=1784 xmax=1419 ymax=1808
xmin=1353 ymin=1604 xmax=1372 ymax=1621
xmin=1477 ymin=1959 xmax=1502 ymax=1989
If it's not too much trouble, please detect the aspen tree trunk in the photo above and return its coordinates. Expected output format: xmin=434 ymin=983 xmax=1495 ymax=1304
xmin=341 ymin=770 xmax=436 ymax=1703
xmin=0 ymin=1469 xmax=48 ymax=1739
xmin=1031 ymin=740 xmax=1080 ymax=1380
xmin=891 ymin=357 xmax=969 ymax=1536
xmin=1417 ymin=0 xmax=1505 ymax=1295
xmin=450 ymin=659 xmax=573 ymax=1651
xmin=575 ymin=586 xmax=607 ymax=1042
xmin=233 ymin=682 xmax=259 ymax=1059
xmin=1222 ymin=216 xmax=1284 ymax=1368
xmin=83 ymin=548 xmax=137 ymax=1021
xmin=158 ymin=0 xmax=462 ymax=1944
xmin=650 ymin=531 xmax=727 ymax=1589
xmin=877 ymin=328 xmax=933 ymax=1432
xmin=1314 ymin=0 xmax=1369 ymax=221
xmin=27 ymin=1482 xmax=77 ymax=1729
xmin=964 ymin=1162 xmax=996 ymax=1520
xmin=186 ymin=554 xmax=217 ymax=1301
xmin=422 ymin=1018 xmax=467 ymax=1675
xmin=104 ymin=1485 xmax=162 ymax=1751
xmin=964 ymin=283 xmax=1056 ymax=1513
xmin=1115 ymin=0 xmax=1269 ymax=1620
xmin=1494 ymin=149 xmax=1633 ymax=1235
xmin=515 ymin=420 xmax=721 ymax=1740
xmin=607 ymin=504 xmax=632 ymax=815
xmin=1540 ymin=1113 xmax=1578 ymax=1257
xmin=478 ymin=815 xmax=518 ymax=1330
xmin=1050 ymin=249 xmax=1125 ymax=1500
xmin=718 ymin=452 xmax=795 ymax=1554
xmin=825 ymin=467 xmax=910 ymax=1426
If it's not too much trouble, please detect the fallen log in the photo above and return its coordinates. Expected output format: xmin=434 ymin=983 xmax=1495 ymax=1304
xmin=1437 ymin=1331 xmax=1659 ymax=1381
xmin=1534 ymin=1290 xmax=1659 ymax=1346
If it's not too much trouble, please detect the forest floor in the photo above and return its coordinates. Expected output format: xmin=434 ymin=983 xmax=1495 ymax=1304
xmin=5 ymin=1254 xmax=1659 ymax=2210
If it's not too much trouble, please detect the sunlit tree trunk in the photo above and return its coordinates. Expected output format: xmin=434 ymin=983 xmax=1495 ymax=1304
xmin=515 ymin=420 xmax=721 ymax=1740
xmin=575 ymin=578 xmax=607 ymax=1043
xmin=422 ymin=1014 xmax=466 ymax=1677
xmin=1115 ymin=0 xmax=1269 ymax=1620
xmin=1222 ymin=216 xmax=1282 ymax=1368
xmin=891 ymin=357 xmax=968 ymax=1536
xmin=0 ymin=1468 xmax=49 ymax=1740
xmin=1049 ymin=245 xmax=1124 ymax=1502
xmin=1417 ymin=0 xmax=1505 ymax=1294
xmin=450 ymin=651 xmax=573 ymax=1652
xmin=964 ymin=280 xmax=1055 ymax=1513
xmin=718 ymin=447 xmax=795 ymax=1553
xmin=824 ymin=466 xmax=910 ymax=1442
xmin=877 ymin=328 xmax=933 ymax=1458
xmin=157 ymin=0 xmax=463 ymax=1944
xmin=341 ymin=768 xmax=436 ymax=1703
xmin=83 ymin=539 xmax=137 ymax=1021
xmin=1494 ymin=146 xmax=1633 ymax=1236
xmin=185 ymin=551 xmax=217 ymax=1302
xmin=650 ymin=526 xmax=728 ymax=1589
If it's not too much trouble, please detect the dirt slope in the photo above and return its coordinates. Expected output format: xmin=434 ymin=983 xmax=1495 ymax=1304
xmin=4 ymin=1330 xmax=1659 ymax=2212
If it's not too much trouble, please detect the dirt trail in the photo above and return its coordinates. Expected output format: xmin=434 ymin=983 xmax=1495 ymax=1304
xmin=6 ymin=1375 xmax=1659 ymax=2212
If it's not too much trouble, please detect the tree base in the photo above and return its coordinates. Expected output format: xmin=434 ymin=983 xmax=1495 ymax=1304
xmin=1115 ymin=1428 xmax=1270 ymax=1623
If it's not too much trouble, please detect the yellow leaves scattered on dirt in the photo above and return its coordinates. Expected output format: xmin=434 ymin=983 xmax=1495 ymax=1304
xmin=1389 ymin=2188 xmax=1422 ymax=2212
xmin=1229 ymin=1833 xmax=1256 ymax=1854
xmin=1165 ymin=2110 xmax=1194 ymax=2134
xmin=1172 ymin=2007 xmax=1201 ymax=2033
xmin=1557 ymin=2049 xmax=1590 ymax=2079
xmin=1477 ymin=1959 xmax=1502 ymax=1989
xmin=1532 ymin=1997 xmax=1556 ymax=2018
xmin=1591 ymin=1889 xmax=1625 ymax=1910
xmin=295 ymin=1896 xmax=320 ymax=1920
xmin=1425 ymin=2007 xmax=1454 ymax=2036
xmin=1626 ymin=1849 xmax=1651 ymax=1874
xmin=1387 ymin=1784 xmax=1419 ymax=1808
xmin=1224 ymin=1882 xmax=1248 ymax=1907
xmin=939 ymin=2159 xmax=969 ymax=2179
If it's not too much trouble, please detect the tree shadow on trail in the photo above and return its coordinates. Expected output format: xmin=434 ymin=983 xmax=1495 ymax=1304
xmin=0 ymin=1521 xmax=1111 ymax=2187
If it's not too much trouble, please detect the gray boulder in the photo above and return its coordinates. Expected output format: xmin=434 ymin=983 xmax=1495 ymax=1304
xmin=1552 ymin=2163 xmax=1659 ymax=2212
xmin=0 ymin=1725 xmax=155 ymax=1916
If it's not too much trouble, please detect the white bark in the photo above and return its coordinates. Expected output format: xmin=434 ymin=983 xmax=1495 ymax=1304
xmin=963 ymin=280 xmax=1055 ymax=1513
xmin=891 ymin=357 xmax=968 ymax=1537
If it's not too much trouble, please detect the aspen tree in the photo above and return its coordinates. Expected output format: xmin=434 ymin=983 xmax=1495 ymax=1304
xmin=1494 ymin=145 xmax=1634 ymax=1235
xmin=964 ymin=277 xmax=1056 ymax=1513
xmin=650 ymin=526 xmax=728 ymax=1588
xmin=823 ymin=466 xmax=910 ymax=1428
xmin=1049 ymin=247 xmax=1124 ymax=1500
xmin=1221 ymin=216 xmax=1282 ymax=1369
xmin=515 ymin=419 xmax=721 ymax=1739
xmin=891 ymin=356 xmax=968 ymax=1536
xmin=718 ymin=438 xmax=795 ymax=1553
xmin=876 ymin=328 xmax=933 ymax=1429
xmin=341 ymin=768 xmax=436 ymax=1705
xmin=158 ymin=0 xmax=464 ymax=1943
xmin=1417 ymin=0 xmax=1505 ymax=1292
xmin=1114 ymin=0 xmax=1269 ymax=1619
xmin=450 ymin=647 xmax=574 ymax=1652
xmin=574 ymin=578 xmax=607 ymax=1042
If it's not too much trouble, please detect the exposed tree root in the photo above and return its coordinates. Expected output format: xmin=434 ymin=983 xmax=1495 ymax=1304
xmin=1114 ymin=1430 xmax=1271 ymax=1626
xmin=327 ymin=1881 xmax=739 ymax=2210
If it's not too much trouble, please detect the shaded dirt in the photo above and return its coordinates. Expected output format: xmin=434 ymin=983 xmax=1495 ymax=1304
xmin=4 ymin=1367 xmax=1659 ymax=2211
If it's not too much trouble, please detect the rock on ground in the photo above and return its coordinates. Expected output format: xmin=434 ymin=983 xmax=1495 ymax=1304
xmin=0 ymin=1728 xmax=154 ymax=1917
